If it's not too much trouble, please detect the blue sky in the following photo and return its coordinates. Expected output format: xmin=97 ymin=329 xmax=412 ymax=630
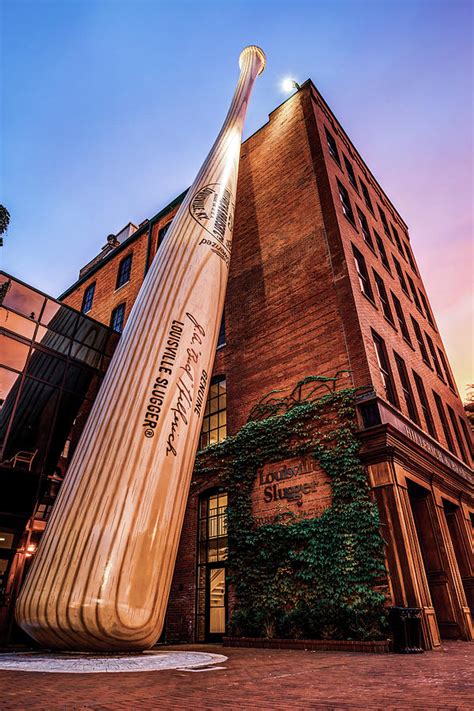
xmin=1 ymin=0 xmax=472 ymax=393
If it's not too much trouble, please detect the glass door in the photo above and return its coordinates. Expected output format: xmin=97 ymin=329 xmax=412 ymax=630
xmin=207 ymin=565 xmax=226 ymax=640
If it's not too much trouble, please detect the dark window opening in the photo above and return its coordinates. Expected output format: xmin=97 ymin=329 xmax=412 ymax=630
xmin=325 ymin=128 xmax=341 ymax=165
xmin=407 ymin=274 xmax=423 ymax=313
xmin=432 ymin=391 xmax=455 ymax=454
xmin=116 ymin=254 xmax=132 ymax=290
xmin=373 ymin=271 xmax=394 ymax=323
xmin=447 ymin=405 xmax=468 ymax=463
xmin=357 ymin=208 xmax=375 ymax=250
xmin=404 ymin=241 xmax=418 ymax=274
xmin=394 ymin=352 xmax=419 ymax=424
xmin=81 ymin=283 xmax=95 ymax=314
xmin=419 ymin=290 xmax=435 ymax=328
xmin=372 ymin=330 xmax=398 ymax=406
xmin=425 ymin=332 xmax=444 ymax=380
xmin=110 ymin=303 xmax=126 ymax=333
xmin=360 ymin=179 xmax=374 ymax=213
xmin=458 ymin=417 xmax=473 ymax=459
xmin=374 ymin=231 xmax=391 ymax=273
xmin=393 ymin=256 xmax=409 ymax=296
xmin=391 ymin=292 xmax=412 ymax=344
xmin=411 ymin=316 xmax=430 ymax=365
xmin=437 ymin=348 xmax=456 ymax=391
xmin=378 ymin=206 xmax=391 ymax=239
xmin=413 ymin=370 xmax=437 ymax=438
xmin=352 ymin=245 xmax=374 ymax=301
xmin=217 ymin=311 xmax=226 ymax=348
xmin=158 ymin=221 xmax=172 ymax=250
xmin=391 ymin=224 xmax=405 ymax=258
xmin=343 ymin=155 xmax=358 ymax=190
xmin=337 ymin=180 xmax=356 ymax=225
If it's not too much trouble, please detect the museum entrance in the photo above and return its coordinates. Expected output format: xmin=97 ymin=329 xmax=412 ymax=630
xmin=196 ymin=490 xmax=228 ymax=641
xmin=407 ymin=481 xmax=461 ymax=639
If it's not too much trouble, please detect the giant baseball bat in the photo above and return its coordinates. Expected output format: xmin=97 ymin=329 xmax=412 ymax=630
xmin=16 ymin=45 xmax=266 ymax=651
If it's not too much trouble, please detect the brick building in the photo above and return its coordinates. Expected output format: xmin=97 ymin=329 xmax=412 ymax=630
xmin=59 ymin=80 xmax=473 ymax=650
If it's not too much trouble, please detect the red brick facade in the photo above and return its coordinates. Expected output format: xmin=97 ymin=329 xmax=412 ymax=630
xmin=60 ymin=80 xmax=473 ymax=649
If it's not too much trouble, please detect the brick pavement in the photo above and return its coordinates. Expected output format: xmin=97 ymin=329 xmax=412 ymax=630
xmin=0 ymin=642 xmax=472 ymax=710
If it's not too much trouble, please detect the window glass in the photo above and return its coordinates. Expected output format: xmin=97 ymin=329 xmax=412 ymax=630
xmin=352 ymin=245 xmax=374 ymax=300
xmin=0 ymin=367 xmax=21 ymax=409
xmin=74 ymin=319 xmax=108 ymax=351
xmin=0 ymin=307 xmax=36 ymax=339
xmin=0 ymin=334 xmax=30 ymax=371
xmin=40 ymin=301 xmax=78 ymax=340
xmin=394 ymin=352 xmax=419 ymax=424
xmin=34 ymin=325 xmax=71 ymax=357
xmin=372 ymin=330 xmax=397 ymax=406
xmin=110 ymin=303 xmax=126 ymax=334
xmin=116 ymin=254 xmax=132 ymax=289
xmin=325 ymin=128 xmax=341 ymax=164
xmin=200 ymin=377 xmax=227 ymax=449
xmin=413 ymin=370 xmax=437 ymax=438
xmin=27 ymin=348 xmax=66 ymax=388
xmin=70 ymin=341 xmax=102 ymax=369
xmin=360 ymin=180 xmax=374 ymax=213
xmin=343 ymin=155 xmax=358 ymax=190
xmin=2 ymin=278 xmax=44 ymax=321
xmin=337 ymin=180 xmax=355 ymax=224
xmin=81 ymin=283 xmax=95 ymax=313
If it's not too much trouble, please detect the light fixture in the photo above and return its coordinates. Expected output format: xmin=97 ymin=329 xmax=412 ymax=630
xmin=26 ymin=544 xmax=37 ymax=554
xmin=281 ymin=78 xmax=300 ymax=93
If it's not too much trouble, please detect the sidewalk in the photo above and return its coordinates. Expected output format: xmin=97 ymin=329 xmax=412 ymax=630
xmin=1 ymin=641 xmax=472 ymax=709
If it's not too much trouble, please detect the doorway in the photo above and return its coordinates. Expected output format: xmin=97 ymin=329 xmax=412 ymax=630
xmin=196 ymin=490 xmax=228 ymax=641
xmin=407 ymin=480 xmax=460 ymax=639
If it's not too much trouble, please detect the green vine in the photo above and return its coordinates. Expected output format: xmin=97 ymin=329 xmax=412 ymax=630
xmin=194 ymin=376 xmax=389 ymax=641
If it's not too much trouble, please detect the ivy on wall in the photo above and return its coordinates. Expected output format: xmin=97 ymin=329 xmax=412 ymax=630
xmin=194 ymin=375 xmax=389 ymax=640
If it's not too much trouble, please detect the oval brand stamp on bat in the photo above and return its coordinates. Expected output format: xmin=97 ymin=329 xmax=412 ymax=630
xmin=190 ymin=183 xmax=235 ymax=264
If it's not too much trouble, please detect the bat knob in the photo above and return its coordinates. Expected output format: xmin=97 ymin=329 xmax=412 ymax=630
xmin=239 ymin=45 xmax=266 ymax=75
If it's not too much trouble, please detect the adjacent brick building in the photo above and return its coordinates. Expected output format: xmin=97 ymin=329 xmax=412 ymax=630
xmin=60 ymin=80 xmax=473 ymax=650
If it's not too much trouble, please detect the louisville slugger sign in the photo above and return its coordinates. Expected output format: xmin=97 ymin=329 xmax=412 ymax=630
xmin=16 ymin=45 xmax=266 ymax=651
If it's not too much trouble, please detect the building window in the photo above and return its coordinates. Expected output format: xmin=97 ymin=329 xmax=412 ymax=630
xmin=372 ymin=330 xmax=398 ymax=406
xmin=437 ymin=348 xmax=456 ymax=391
xmin=360 ymin=179 xmax=373 ymax=213
xmin=337 ymin=180 xmax=356 ymax=225
xmin=116 ymin=254 xmax=132 ymax=289
xmin=374 ymin=231 xmax=391 ymax=273
xmin=411 ymin=316 xmax=430 ymax=365
xmin=425 ymin=332 xmax=444 ymax=380
xmin=217 ymin=310 xmax=226 ymax=348
xmin=447 ymin=405 xmax=468 ymax=463
xmin=343 ymin=155 xmax=358 ymax=190
xmin=81 ymin=283 xmax=95 ymax=314
xmin=352 ymin=245 xmax=374 ymax=301
xmin=325 ymin=128 xmax=341 ymax=165
xmin=357 ymin=208 xmax=375 ymax=250
xmin=393 ymin=256 xmax=409 ymax=296
xmin=432 ymin=391 xmax=455 ymax=454
xmin=407 ymin=274 xmax=423 ymax=313
xmin=378 ymin=206 xmax=391 ymax=239
xmin=403 ymin=241 xmax=418 ymax=274
xmin=391 ymin=292 xmax=411 ymax=344
xmin=110 ymin=303 xmax=126 ymax=333
xmin=200 ymin=376 xmax=227 ymax=449
xmin=419 ymin=290 xmax=435 ymax=328
xmin=458 ymin=416 xmax=473 ymax=459
xmin=413 ymin=370 xmax=437 ymax=438
xmin=158 ymin=221 xmax=172 ymax=250
xmin=394 ymin=352 xmax=419 ymax=424
xmin=373 ymin=271 xmax=394 ymax=323
xmin=196 ymin=490 xmax=228 ymax=641
xmin=391 ymin=224 xmax=405 ymax=258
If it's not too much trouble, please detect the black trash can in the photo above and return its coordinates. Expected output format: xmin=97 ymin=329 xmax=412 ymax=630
xmin=389 ymin=606 xmax=424 ymax=653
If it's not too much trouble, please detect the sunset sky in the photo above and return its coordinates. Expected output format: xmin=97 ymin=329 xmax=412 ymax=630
xmin=1 ymin=0 xmax=472 ymax=396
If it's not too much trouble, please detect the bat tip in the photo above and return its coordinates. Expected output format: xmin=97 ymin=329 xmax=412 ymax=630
xmin=239 ymin=45 xmax=266 ymax=75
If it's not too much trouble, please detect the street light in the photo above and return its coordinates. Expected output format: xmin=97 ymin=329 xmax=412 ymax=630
xmin=281 ymin=78 xmax=300 ymax=93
